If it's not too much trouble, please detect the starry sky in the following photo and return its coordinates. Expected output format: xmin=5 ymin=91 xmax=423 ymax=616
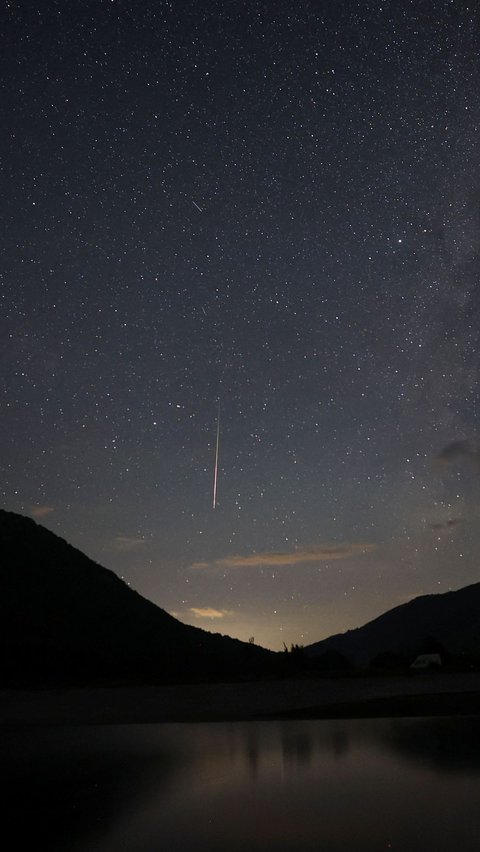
xmin=2 ymin=0 xmax=480 ymax=650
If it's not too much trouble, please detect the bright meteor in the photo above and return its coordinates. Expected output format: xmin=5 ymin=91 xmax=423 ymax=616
xmin=212 ymin=404 xmax=220 ymax=509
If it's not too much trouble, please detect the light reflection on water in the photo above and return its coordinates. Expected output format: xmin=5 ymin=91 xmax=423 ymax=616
xmin=3 ymin=717 xmax=480 ymax=851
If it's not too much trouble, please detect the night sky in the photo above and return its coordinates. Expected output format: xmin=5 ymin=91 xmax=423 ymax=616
xmin=2 ymin=0 xmax=480 ymax=650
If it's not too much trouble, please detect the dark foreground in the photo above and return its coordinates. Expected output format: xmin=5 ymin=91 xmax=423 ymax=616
xmin=1 ymin=671 xmax=480 ymax=726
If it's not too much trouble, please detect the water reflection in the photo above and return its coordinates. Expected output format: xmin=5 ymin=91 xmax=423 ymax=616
xmin=2 ymin=726 xmax=186 ymax=850
xmin=3 ymin=717 xmax=480 ymax=851
xmin=382 ymin=716 xmax=480 ymax=774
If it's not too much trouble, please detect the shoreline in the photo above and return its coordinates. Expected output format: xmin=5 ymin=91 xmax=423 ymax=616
xmin=2 ymin=671 xmax=480 ymax=726
xmin=272 ymin=690 xmax=480 ymax=720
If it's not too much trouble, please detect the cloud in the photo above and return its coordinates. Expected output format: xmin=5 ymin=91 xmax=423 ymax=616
xmin=191 ymin=542 xmax=376 ymax=570
xmin=189 ymin=607 xmax=231 ymax=619
xmin=31 ymin=506 xmax=54 ymax=519
xmin=430 ymin=518 xmax=462 ymax=531
xmin=113 ymin=536 xmax=146 ymax=551
xmin=435 ymin=441 xmax=480 ymax=470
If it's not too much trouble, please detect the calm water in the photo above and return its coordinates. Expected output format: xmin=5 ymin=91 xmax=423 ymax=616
xmin=3 ymin=717 xmax=480 ymax=851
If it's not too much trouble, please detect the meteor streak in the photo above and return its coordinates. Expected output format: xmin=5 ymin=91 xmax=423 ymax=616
xmin=192 ymin=200 xmax=203 ymax=212
xmin=212 ymin=404 xmax=220 ymax=509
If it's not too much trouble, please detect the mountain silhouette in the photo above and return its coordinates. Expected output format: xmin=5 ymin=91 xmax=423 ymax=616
xmin=305 ymin=583 xmax=480 ymax=669
xmin=0 ymin=509 xmax=275 ymax=686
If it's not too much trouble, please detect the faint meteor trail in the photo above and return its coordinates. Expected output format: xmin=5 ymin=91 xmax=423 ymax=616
xmin=212 ymin=404 xmax=220 ymax=509
xmin=192 ymin=200 xmax=203 ymax=212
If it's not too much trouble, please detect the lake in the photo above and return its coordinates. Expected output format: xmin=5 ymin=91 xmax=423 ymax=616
xmin=3 ymin=716 xmax=480 ymax=851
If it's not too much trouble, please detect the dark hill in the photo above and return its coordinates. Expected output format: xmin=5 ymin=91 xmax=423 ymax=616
xmin=0 ymin=509 xmax=275 ymax=686
xmin=305 ymin=583 xmax=480 ymax=669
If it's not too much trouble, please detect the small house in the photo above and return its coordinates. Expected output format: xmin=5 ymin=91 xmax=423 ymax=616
xmin=410 ymin=653 xmax=442 ymax=670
